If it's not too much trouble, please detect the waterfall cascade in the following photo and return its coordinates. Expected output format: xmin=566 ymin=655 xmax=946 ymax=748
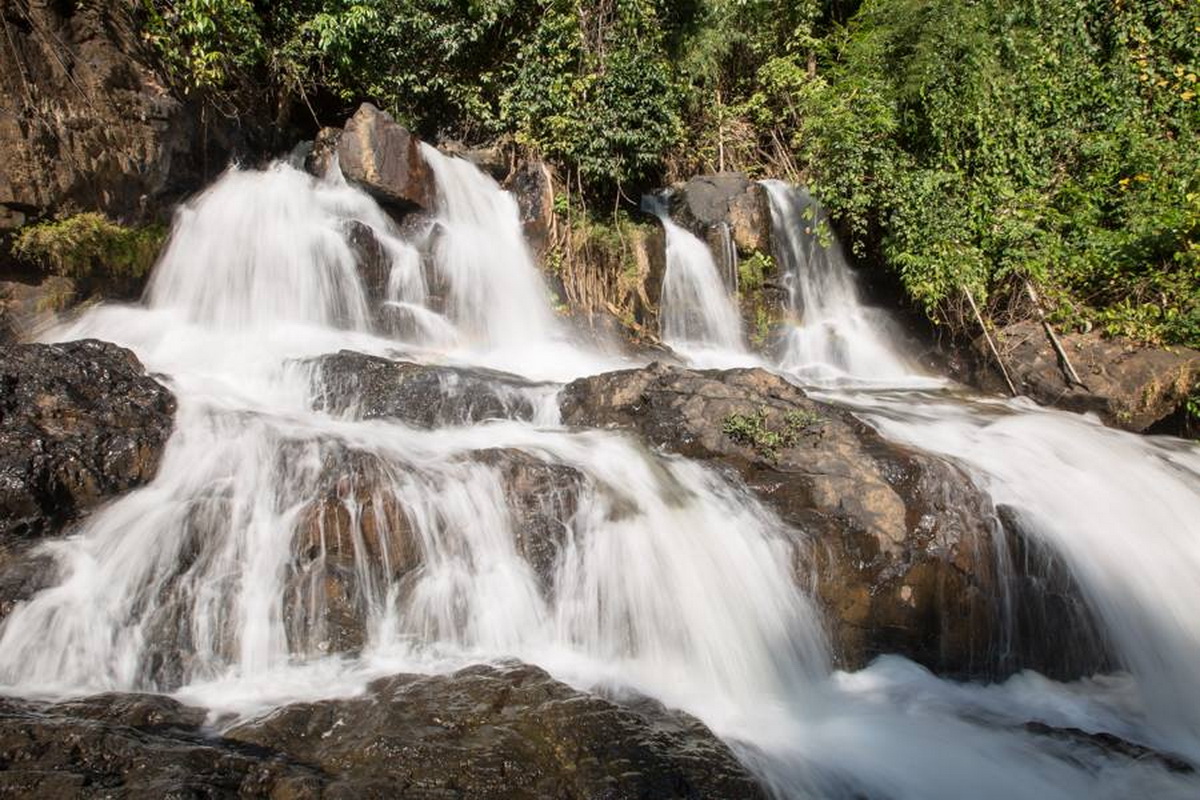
xmin=644 ymin=195 xmax=745 ymax=355
xmin=2 ymin=158 xmax=1199 ymax=799
xmin=762 ymin=181 xmax=923 ymax=385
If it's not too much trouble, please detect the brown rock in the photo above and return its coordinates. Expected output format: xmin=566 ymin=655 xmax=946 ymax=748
xmin=977 ymin=321 xmax=1200 ymax=431
xmin=503 ymin=158 xmax=555 ymax=256
xmin=336 ymin=104 xmax=436 ymax=213
xmin=560 ymin=362 xmax=1105 ymax=677
xmin=228 ymin=661 xmax=767 ymax=799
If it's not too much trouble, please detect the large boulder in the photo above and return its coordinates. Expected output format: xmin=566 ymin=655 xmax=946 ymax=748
xmin=668 ymin=173 xmax=771 ymax=256
xmin=228 ymin=661 xmax=767 ymax=799
xmin=974 ymin=321 xmax=1200 ymax=432
xmin=504 ymin=158 xmax=556 ymax=256
xmin=0 ymin=340 xmax=175 ymax=541
xmin=0 ymin=0 xmax=267 ymax=228
xmin=560 ymin=363 xmax=1102 ymax=677
xmin=309 ymin=350 xmax=547 ymax=428
xmin=333 ymin=103 xmax=436 ymax=213
xmin=0 ymin=693 xmax=326 ymax=798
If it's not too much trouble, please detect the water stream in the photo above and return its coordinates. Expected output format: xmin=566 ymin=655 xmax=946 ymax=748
xmin=1 ymin=157 xmax=1198 ymax=798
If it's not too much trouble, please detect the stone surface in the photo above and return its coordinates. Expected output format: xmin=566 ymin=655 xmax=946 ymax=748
xmin=228 ymin=661 xmax=767 ymax=799
xmin=560 ymin=362 xmax=1102 ymax=676
xmin=336 ymin=104 xmax=436 ymax=213
xmin=974 ymin=321 xmax=1200 ymax=432
xmin=0 ymin=340 xmax=175 ymax=541
xmin=0 ymin=0 xmax=268 ymax=227
xmin=0 ymin=693 xmax=326 ymax=798
xmin=668 ymin=173 xmax=771 ymax=256
xmin=309 ymin=350 xmax=545 ymax=428
xmin=504 ymin=158 xmax=556 ymax=256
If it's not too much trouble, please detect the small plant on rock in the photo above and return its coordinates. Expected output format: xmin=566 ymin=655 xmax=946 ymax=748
xmin=723 ymin=406 xmax=823 ymax=460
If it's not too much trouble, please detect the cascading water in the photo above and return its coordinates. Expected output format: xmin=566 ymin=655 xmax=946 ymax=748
xmin=644 ymin=195 xmax=745 ymax=355
xmin=2 ymin=156 xmax=1200 ymax=800
xmin=763 ymin=180 xmax=924 ymax=385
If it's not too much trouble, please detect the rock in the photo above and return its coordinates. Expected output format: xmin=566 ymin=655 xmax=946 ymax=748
xmin=440 ymin=140 xmax=510 ymax=180
xmin=308 ymin=350 xmax=546 ymax=428
xmin=0 ymin=277 xmax=78 ymax=341
xmin=343 ymin=219 xmax=391 ymax=303
xmin=975 ymin=321 xmax=1200 ymax=432
xmin=0 ymin=0 xmax=270 ymax=226
xmin=305 ymin=126 xmax=343 ymax=178
xmin=560 ymin=362 xmax=1102 ymax=676
xmin=0 ymin=694 xmax=325 ymax=798
xmin=668 ymin=173 xmax=771 ymax=256
xmin=503 ymin=158 xmax=555 ymax=256
xmin=228 ymin=661 xmax=767 ymax=799
xmin=0 ymin=340 xmax=175 ymax=541
xmin=285 ymin=444 xmax=585 ymax=655
xmin=336 ymin=103 xmax=436 ymax=213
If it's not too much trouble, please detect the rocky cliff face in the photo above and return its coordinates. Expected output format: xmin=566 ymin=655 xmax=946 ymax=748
xmin=0 ymin=0 xmax=270 ymax=230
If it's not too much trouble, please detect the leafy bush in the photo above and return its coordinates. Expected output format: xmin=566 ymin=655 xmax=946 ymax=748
xmin=13 ymin=214 xmax=165 ymax=284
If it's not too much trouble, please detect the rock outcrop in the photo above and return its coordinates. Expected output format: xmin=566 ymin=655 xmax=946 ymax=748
xmin=668 ymin=173 xmax=771 ymax=256
xmin=560 ymin=362 xmax=1102 ymax=676
xmin=327 ymin=104 xmax=436 ymax=213
xmin=309 ymin=350 xmax=547 ymax=427
xmin=0 ymin=664 xmax=766 ymax=798
xmin=974 ymin=321 xmax=1200 ymax=432
xmin=0 ymin=340 xmax=175 ymax=541
xmin=227 ymin=661 xmax=767 ymax=799
xmin=0 ymin=0 xmax=268 ymax=229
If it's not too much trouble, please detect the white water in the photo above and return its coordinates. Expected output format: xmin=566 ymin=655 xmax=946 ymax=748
xmin=1 ymin=160 xmax=1199 ymax=799
xmin=762 ymin=181 xmax=927 ymax=386
xmin=646 ymin=196 xmax=745 ymax=356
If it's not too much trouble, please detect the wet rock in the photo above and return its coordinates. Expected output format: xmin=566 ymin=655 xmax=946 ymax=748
xmin=343 ymin=219 xmax=391 ymax=303
xmin=0 ymin=277 xmax=77 ymax=341
xmin=974 ymin=320 xmax=1200 ymax=432
xmin=1023 ymin=721 xmax=1193 ymax=774
xmin=0 ymin=694 xmax=325 ymax=798
xmin=0 ymin=539 xmax=55 ymax=624
xmin=0 ymin=340 xmax=175 ymax=541
xmin=309 ymin=350 xmax=545 ymax=428
xmin=560 ymin=363 xmax=1100 ymax=677
xmin=285 ymin=444 xmax=585 ymax=654
xmin=228 ymin=661 xmax=767 ymax=799
xmin=336 ymin=103 xmax=436 ymax=213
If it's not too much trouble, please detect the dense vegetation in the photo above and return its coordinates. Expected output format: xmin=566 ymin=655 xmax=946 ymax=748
xmin=142 ymin=0 xmax=1199 ymax=348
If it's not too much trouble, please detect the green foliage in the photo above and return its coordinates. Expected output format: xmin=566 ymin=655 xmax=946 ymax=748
xmin=737 ymin=250 xmax=774 ymax=293
xmin=722 ymin=406 xmax=823 ymax=460
xmin=13 ymin=214 xmax=166 ymax=283
xmin=142 ymin=0 xmax=266 ymax=90
xmin=783 ymin=0 xmax=1200 ymax=346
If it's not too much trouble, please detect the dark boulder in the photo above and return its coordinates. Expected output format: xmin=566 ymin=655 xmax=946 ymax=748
xmin=308 ymin=350 xmax=547 ymax=428
xmin=668 ymin=173 xmax=771 ymax=256
xmin=0 ymin=340 xmax=175 ymax=541
xmin=560 ymin=362 xmax=1102 ymax=677
xmin=0 ymin=693 xmax=326 ymax=798
xmin=335 ymin=103 xmax=436 ymax=213
xmin=973 ymin=320 xmax=1200 ymax=432
xmin=228 ymin=661 xmax=767 ymax=799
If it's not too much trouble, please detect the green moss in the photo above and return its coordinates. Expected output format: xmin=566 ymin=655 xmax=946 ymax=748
xmin=737 ymin=250 xmax=774 ymax=294
xmin=13 ymin=213 xmax=165 ymax=284
xmin=723 ymin=406 xmax=823 ymax=460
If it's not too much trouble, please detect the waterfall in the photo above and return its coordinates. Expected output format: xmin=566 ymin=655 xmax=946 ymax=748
xmin=644 ymin=196 xmax=745 ymax=354
xmin=2 ymin=158 xmax=1200 ymax=800
xmin=762 ymin=181 xmax=922 ymax=385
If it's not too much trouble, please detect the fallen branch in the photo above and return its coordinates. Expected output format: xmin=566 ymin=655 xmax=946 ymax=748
xmin=1023 ymin=280 xmax=1088 ymax=390
xmin=966 ymin=289 xmax=1017 ymax=396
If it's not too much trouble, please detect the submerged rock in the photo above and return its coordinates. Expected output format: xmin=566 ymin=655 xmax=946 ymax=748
xmin=308 ymin=350 xmax=547 ymax=427
xmin=973 ymin=320 xmax=1200 ymax=432
xmin=0 ymin=340 xmax=175 ymax=541
xmin=228 ymin=661 xmax=767 ymax=799
xmin=560 ymin=362 xmax=1102 ymax=677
